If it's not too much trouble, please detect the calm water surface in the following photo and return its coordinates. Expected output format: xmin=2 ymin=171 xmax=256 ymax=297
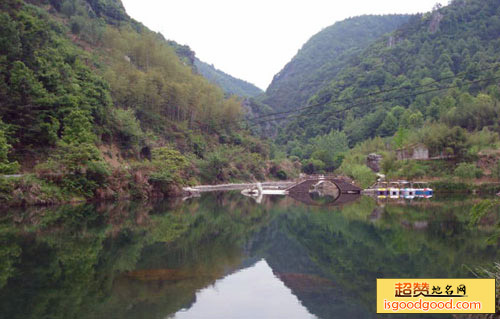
xmin=1 ymin=193 xmax=499 ymax=319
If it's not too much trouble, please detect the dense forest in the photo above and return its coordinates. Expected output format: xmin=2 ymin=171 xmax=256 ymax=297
xmin=244 ymin=14 xmax=412 ymax=136
xmin=194 ymin=58 xmax=263 ymax=98
xmin=281 ymin=1 xmax=500 ymax=144
xmin=0 ymin=0 xmax=297 ymax=205
xmin=268 ymin=0 xmax=500 ymax=186
xmin=2 ymin=0 xmax=500 ymax=205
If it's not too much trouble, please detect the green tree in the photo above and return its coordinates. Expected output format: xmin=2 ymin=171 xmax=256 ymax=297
xmin=454 ymin=162 xmax=483 ymax=179
xmin=0 ymin=122 xmax=19 ymax=174
xmin=393 ymin=126 xmax=409 ymax=149
xmin=420 ymin=124 xmax=469 ymax=158
xmin=400 ymin=110 xmax=424 ymax=129
xmin=302 ymin=158 xmax=326 ymax=174
xmin=149 ymin=147 xmax=190 ymax=189
xmin=110 ymin=108 xmax=144 ymax=153
xmin=377 ymin=112 xmax=398 ymax=136
xmin=199 ymin=149 xmax=229 ymax=182
xmin=62 ymin=109 xmax=95 ymax=144
xmin=309 ymin=130 xmax=349 ymax=170
xmin=0 ymin=12 xmax=21 ymax=59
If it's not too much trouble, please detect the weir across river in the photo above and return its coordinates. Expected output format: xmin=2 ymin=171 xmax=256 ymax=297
xmin=184 ymin=176 xmax=362 ymax=206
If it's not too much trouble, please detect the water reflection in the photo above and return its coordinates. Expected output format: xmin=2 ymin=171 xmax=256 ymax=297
xmin=171 ymin=259 xmax=316 ymax=319
xmin=0 ymin=194 xmax=499 ymax=319
xmin=308 ymin=180 xmax=340 ymax=205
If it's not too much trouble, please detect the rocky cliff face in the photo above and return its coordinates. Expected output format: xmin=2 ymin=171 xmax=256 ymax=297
xmin=366 ymin=153 xmax=383 ymax=172
xmin=428 ymin=10 xmax=444 ymax=33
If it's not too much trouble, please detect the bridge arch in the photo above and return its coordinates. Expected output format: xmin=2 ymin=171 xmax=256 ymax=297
xmin=285 ymin=178 xmax=361 ymax=206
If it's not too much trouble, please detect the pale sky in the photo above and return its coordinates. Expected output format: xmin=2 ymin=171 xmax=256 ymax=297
xmin=121 ymin=0 xmax=446 ymax=90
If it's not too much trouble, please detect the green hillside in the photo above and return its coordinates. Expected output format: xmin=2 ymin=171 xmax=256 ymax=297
xmin=194 ymin=58 xmax=263 ymax=97
xmin=0 ymin=0 xmax=292 ymax=205
xmin=262 ymin=14 xmax=412 ymax=113
xmin=274 ymin=0 xmax=500 ymax=185
xmin=282 ymin=0 xmax=500 ymax=144
xmin=2 ymin=0 xmax=500 ymax=202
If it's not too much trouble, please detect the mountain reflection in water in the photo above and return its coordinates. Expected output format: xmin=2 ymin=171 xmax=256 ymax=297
xmin=171 ymin=259 xmax=316 ymax=319
xmin=0 ymin=193 xmax=499 ymax=319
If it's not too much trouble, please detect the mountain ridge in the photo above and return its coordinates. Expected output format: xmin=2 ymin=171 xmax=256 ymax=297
xmin=194 ymin=58 xmax=263 ymax=97
xmin=0 ymin=0 xmax=283 ymax=206
xmin=280 ymin=0 xmax=500 ymax=145
xmin=262 ymin=14 xmax=413 ymax=113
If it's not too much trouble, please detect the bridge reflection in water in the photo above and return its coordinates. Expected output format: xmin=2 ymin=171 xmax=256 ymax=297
xmin=185 ymin=177 xmax=362 ymax=206
xmin=285 ymin=178 xmax=362 ymax=206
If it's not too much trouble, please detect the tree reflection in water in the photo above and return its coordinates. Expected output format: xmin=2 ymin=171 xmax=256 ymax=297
xmin=0 ymin=194 xmax=499 ymax=319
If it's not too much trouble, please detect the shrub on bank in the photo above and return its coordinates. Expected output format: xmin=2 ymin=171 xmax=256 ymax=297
xmin=302 ymin=159 xmax=325 ymax=174
xmin=268 ymin=159 xmax=299 ymax=180
xmin=340 ymin=163 xmax=376 ymax=188
xmin=0 ymin=121 xmax=19 ymax=174
xmin=196 ymin=145 xmax=267 ymax=183
xmin=110 ymin=108 xmax=145 ymax=155
xmin=0 ymin=177 xmax=13 ymax=202
xmin=2 ymin=175 xmax=68 ymax=206
xmin=430 ymin=180 xmax=500 ymax=194
xmin=146 ymin=147 xmax=190 ymax=192
xmin=454 ymin=162 xmax=483 ymax=179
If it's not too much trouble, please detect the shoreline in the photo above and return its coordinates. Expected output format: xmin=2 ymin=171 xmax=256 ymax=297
xmin=2 ymin=177 xmax=500 ymax=208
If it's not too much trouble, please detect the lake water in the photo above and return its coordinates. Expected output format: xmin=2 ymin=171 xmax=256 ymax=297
xmin=1 ymin=193 xmax=499 ymax=319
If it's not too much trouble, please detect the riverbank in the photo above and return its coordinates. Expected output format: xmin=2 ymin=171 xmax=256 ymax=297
xmin=0 ymin=173 xmax=297 ymax=207
xmin=0 ymin=172 xmax=183 ymax=207
xmin=2 ymin=172 xmax=500 ymax=208
xmin=429 ymin=180 xmax=500 ymax=194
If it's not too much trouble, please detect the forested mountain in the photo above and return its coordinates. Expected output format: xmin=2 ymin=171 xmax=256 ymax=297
xmin=194 ymin=58 xmax=263 ymax=97
xmin=272 ymin=0 xmax=500 ymax=183
xmin=280 ymin=0 xmax=500 ymax=146
xmin=0 ymin=0 xmax=282 ymax=204
xmin=2 ymin=0 xmax=500 ymax=203
xmin=262 ymin=14 xmax=412 ymax=113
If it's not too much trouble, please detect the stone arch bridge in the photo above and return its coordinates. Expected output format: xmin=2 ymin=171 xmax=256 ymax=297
xmin=285 ymin=177 xmax=362 ymax=206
